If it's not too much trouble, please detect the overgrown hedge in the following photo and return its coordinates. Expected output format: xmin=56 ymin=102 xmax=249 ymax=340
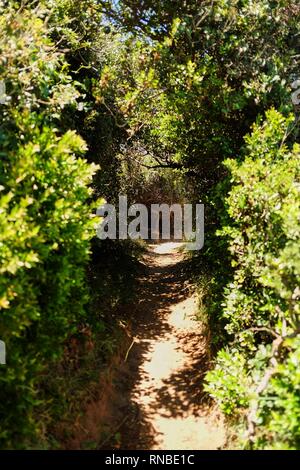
xmin=205 ymin=109 xmax=300 ymax=449
xmin=0 ymin=4 xmax=98 ymax=447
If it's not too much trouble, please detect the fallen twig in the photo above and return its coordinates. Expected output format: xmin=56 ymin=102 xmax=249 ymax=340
xmin=124 ymin=338 xmax=137 ymax=362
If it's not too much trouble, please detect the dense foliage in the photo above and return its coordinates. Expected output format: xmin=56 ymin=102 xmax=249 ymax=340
xmin=205 ymin=110 xmax=300 ymax=448
xmin=0 ymin=1 xmax=139 ymax=448
xmin=0 ymin=0 xmax=299 ymax=449
xmin=0 ymin=2 xmax=96 ymax=447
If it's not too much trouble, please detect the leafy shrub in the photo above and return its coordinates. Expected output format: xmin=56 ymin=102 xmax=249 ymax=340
xmin=0 ymin=3 xmax=97 ymax=447
xmin=255 ymin=337 xmax=300 ymax=449
xmin=205 ymin=349 xmax=250 ymax=415
xmin=205 ymin=109 xmax=300 ymax=449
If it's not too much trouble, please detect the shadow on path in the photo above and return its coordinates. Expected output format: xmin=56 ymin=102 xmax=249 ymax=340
xmin=101 ymin=242 xmax=225 ymax=450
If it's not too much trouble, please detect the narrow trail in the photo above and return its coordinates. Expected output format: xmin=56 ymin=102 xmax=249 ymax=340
xmin=104 ymin=242 xmax=226 ymax=450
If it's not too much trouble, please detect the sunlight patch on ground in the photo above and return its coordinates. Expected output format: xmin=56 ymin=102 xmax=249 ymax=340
xmin=141 ymin=338 xmax=185 ymax=382
xmin=168 ymin=294 xmax=199 ymax=330
xmin=150 ymin=242 xmax=184 ymax=255
xmin=151 ymin=415 xmax=226 ymax=450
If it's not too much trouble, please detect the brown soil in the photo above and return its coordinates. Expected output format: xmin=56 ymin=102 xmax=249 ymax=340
xmin=97 ymin=242 xmax=226 ymax=450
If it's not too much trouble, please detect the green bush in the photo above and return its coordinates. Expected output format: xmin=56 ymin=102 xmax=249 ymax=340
xmin=0 ymin=4 xmax=97 ymax=447
xmin=205 ymin=109 xmax=300 ymax=449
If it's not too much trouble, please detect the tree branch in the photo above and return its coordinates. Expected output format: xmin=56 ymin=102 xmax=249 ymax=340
xmin=246 ymin=327 xmax=300 ymax=444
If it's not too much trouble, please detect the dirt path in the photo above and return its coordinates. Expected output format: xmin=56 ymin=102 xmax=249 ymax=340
xmin=103 ymin=242 xmax=226 ymax=450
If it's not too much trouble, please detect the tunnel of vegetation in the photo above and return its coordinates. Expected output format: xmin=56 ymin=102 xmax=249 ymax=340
xmin=0 ymin=0 xmax=299 ymax=449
